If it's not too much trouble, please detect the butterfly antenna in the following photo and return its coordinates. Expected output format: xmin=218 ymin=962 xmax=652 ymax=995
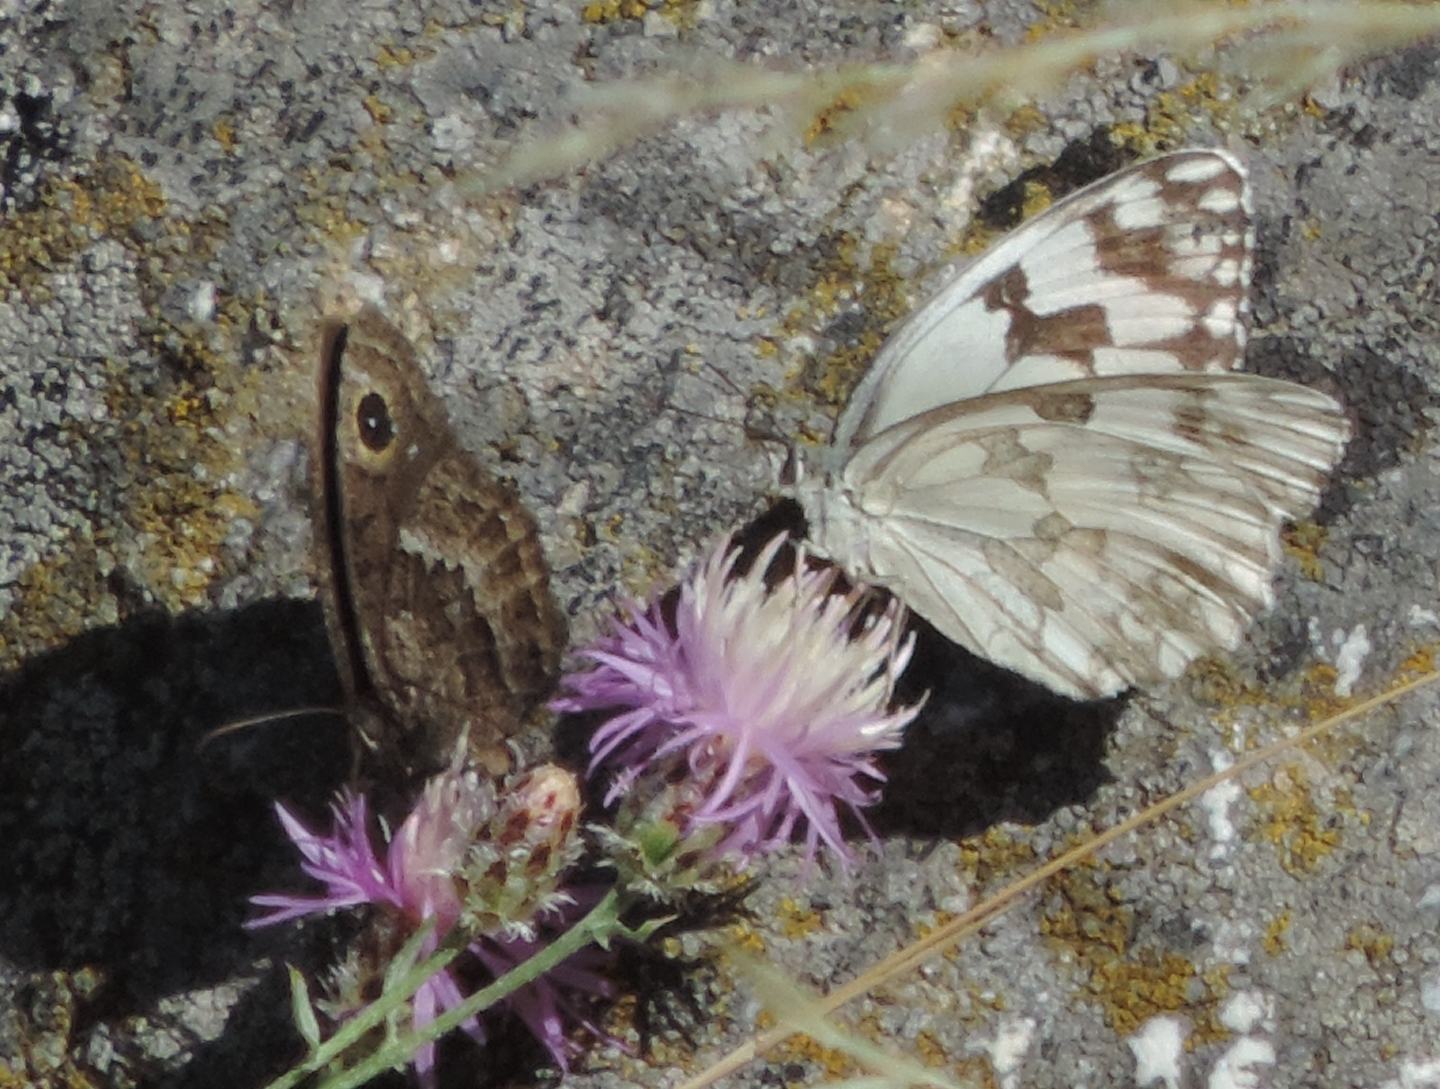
xmin=683 ymin=355 xmax=798 ymax=450
xmin=198 ymin=705 xmax=347 ymax=751
xmin=663 ymin=399 xmax=777 ymax=444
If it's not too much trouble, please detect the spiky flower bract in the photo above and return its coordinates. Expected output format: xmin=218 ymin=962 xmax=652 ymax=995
xmin=247 ymin=764 xmax=606 ymax=1084
xmin=555 ymin=533 xmax=922 ymax=869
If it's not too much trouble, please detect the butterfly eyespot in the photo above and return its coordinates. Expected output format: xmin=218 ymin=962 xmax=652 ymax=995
xmin=357 ymin=392 xmax=395 ymax=451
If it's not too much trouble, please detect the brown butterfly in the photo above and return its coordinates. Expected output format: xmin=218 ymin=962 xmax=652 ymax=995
xmin=313 ymin=307 xmax=567 ymax=780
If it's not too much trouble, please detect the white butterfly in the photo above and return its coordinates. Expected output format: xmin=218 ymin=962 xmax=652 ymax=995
xmin=785 ymin=148 xmax=1350 ymax=700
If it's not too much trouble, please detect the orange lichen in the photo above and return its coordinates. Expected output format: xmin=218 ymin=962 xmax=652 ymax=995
xmin=212 ymin=117 xmax=237 ymax=153
xmin=0 ymin=158 xmax=278 ymax=665
xmin=1249 ymin=765 xmax=1343 ymax=876
xmin=727 ymin=919 xmax=768 ymax=956
xmin=1345 ymin=923 xmax=1395 ymax=967
xmin=805 ymin=86 xmax=884 ymax=148
xmin=957 ymin=826 xmax=1039 ymax=888
xmin=776 ymin=236 xmax=907 ymax=419
xmin=1399 ymin=645 xmax=1436 ymax=680
xmin=777 ymin=897 xmax=825 ymax=940
xmin=581 ymin=0 xmax=695 ymax=25
xmin=363 ymin=94 xmax=394 ymax=124
xmin=1281 ymin=521 xmax=1329 ymax=581
xmin=1263 ymin=910 xmax=1292 ymax=956
xmin=1042 ymin=864 xmax=1229 ymax=1041
xmin=0 ymin=157 xmax=166 ymax=299
xmin=771 ymin=1030 xmax=859 ymax=1079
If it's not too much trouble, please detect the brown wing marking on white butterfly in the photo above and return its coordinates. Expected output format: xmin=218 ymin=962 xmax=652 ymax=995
xmin=833 ymin=149 xmax=1256 ymax=453
xmin=809 ymin=373 xmax=1349 ymax=699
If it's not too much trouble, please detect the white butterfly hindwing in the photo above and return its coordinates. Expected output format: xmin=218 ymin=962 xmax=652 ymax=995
xmin=791 ymin=149 xmax=1349 ymax=700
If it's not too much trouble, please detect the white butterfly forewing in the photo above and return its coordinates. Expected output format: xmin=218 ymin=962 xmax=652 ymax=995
xmin=830 ymin=148 xmax=1255 ymax=456
xmin=793 ymin=149 xmax=1349 ymax=700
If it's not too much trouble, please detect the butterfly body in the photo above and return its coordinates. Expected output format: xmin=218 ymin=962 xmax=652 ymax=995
xmin=314 ymin=309 xmax=566 ymax=777
xmin=787 ymin=150 xmax=1350 ymax=700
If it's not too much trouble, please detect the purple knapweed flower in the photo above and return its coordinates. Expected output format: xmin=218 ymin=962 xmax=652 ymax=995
xmin=248 ymin=764 xmax=608 ymax=1084
xmin=553 ymin=533 xmax=923 ymax=867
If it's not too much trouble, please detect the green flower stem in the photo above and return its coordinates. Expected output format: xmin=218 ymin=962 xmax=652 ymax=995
xmin=261 ymin=920 xmax=469 ymax=1089
xmin=316 ymin=888 xmax=623 ymax=1089
xmin=264 ymin=888 xmax=625 ymax=1089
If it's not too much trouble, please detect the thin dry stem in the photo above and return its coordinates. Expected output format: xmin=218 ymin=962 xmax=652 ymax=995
xmin=465 ymin=2 xmax=1440 ymax=197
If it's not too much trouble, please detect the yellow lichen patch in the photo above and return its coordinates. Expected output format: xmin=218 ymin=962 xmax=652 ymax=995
xmin=777 ymin=237 xmax=908 ymax=419
xmin=945 ymin=99 xmax=977 ymax=136
xmin=1183 ymin=656 xmax=1254 ymax=711
xmin=1263 ymin=910 xmax=1291 ymax=955
xmin=1024 ymin=0 xmax=1085 ymax=41
xmin=1399 ymin=644 xmax=1436 ymax=680
xmin=582 ymin=0 xmax=696 ymax=25
xmin=600 ymin=991 xmax=641 ymax=1041
xmin=0 ymin=157 xmax=167 ymax=299
xmin=0 ymin=163 xmax=286 ymax=666
xmin=1296 ymin=662 xmax=1351 ymax=722
xmin=727 ymin=919 xmax=767 ymax=956
xmin=1249 ymin=765 xmax=1341 ymax=876
xmin=604 ymin=534 xmax=672 ymax=601
xmin=771 ymin=1030 xmax=859 ymax=1080
xmin=0 ymin=968 xmax=111 ymax=1089
xmin=914 ymin=909 xmax=956 ymax=941
xmin=374 ymin=42 xmax=427 ymax=69
xmin=955 ymin=221 xmax=1001 ymax=257
xmin=583 ymin=0 xmax=647 ymax=22
xmin=957 ymin=826 xmax=1039 ymax=888
xmin=0 ymin=533 xmax=110 ymax=672
xmin=948 ymin=174 xmax=1062 ymax=261
xmin=913 ymin=1028 xmax=948 ymax=1068
xmin=1330 ymin=785 xmax=1371 ymax=829
xmin=1112 ymin=73 xmax=1243 ymax=159
xmin=805 ymin=84 xmax=888 ymax=149
xmin=1281 ymin=521 xmax=1329 ymax=581
xmin=599 ymin=511 xmax=626 ymax=541
xmin=1042 ymin=864 xmax=1127 ymax=957
xmin=969 ymin=985 xmax=1008 ymax=1013
xmin=1194 ymin=963 xmax=1235 ymax=1044
xmin=1006 ymin=103 xmax=1049 ymax=135
xmin=1345 ymin=923 xmax=1395 ymax=967
xmin=1 ymin=316 xmax=267 ymax=666
xmin=856 ymin=1016 xmax=999 ymax=1085
xmin=777 ymin=897 xmax=825 ymax=940
xmin=1018 ymin=178 xmax=1055 ymax=219
xmin=363 ymin=94 xmax=394 ymax=125
xmin=1042 ymin=864 xmax=1229 ymax=1040
xmin=101 ymin=348 xmax=262 ymax=614
xmin=212 ymin=117 xmax=237 ymax=153
xmin=1086 ymin=953 xmax=1197 ymax=1036
xmin=291 ymin=163 xmax=372 ymax=244
xmin=1183 ymin=632 xmax=1433 ymax=751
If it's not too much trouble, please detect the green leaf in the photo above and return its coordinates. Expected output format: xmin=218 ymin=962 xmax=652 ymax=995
xmin=617 ymin=916 xmax=674 ymax=945
xmin=384 ymin=917 xmax=437 ymax=991
xmin=288 ymin=965 xmax=322 ymax=1054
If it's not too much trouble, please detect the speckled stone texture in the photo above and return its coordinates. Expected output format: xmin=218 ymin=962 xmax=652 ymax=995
xmin=1 ymin=2 xmax=1438 ymax=1088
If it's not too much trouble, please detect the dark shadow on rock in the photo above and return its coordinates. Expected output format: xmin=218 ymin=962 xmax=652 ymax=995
xmin=0 ymin=597 xmax=352 ymax=1086
xmin=873 ymin=615 xmax=1121 ymax=840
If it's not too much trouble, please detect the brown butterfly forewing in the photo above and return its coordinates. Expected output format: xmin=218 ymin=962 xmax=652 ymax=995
xmin=313 ymin=307 xmax=567 ymax=781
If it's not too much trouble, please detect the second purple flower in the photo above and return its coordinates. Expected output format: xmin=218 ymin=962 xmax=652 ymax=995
xmin=554 ymin=533 xmax=923 ymax=868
